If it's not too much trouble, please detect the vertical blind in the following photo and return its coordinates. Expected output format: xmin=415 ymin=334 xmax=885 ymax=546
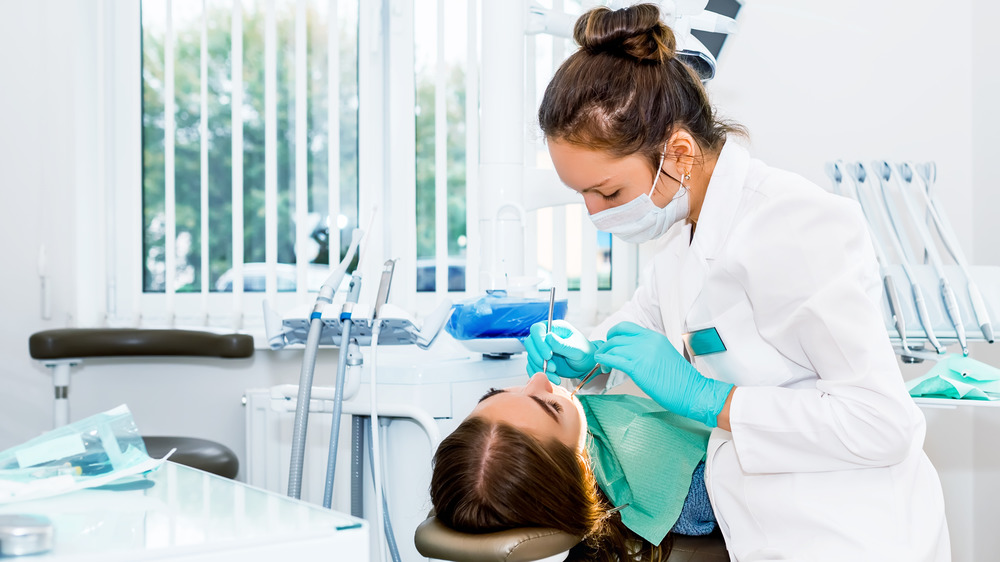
xmin=130 ymin=0 xmax=631 ymax=336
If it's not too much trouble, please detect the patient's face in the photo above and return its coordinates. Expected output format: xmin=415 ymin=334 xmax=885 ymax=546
xmin=470 ymin=373 xmax=588 ymax=451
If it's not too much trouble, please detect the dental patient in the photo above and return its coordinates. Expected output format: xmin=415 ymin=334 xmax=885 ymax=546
xmin=430 ymin=373 xmax=714 ymax=561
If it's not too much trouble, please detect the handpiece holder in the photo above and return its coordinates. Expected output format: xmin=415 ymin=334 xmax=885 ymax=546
xmin=824 ymin=159 xmax=1000 ymax=361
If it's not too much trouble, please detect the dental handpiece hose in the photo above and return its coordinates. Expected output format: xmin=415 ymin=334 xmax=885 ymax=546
xmin=828 ymin=162 xmax=911 ymax=352
xmin=917 ymin=167 xmax=994 ymax=343
xmin=541 ymin=288 xmax=556 ymax=375
xmin=366 ymin=260 xmax=397 ymax=562
xmin=892 ymin=162 xmax=968 ymax=356
xmin=320 ymin=274 xmax=363 ymax=509
xmin=926 ymin=197 xmax=994 ymax=343
xmin=862 ymin=163 xmax=944 ymax=354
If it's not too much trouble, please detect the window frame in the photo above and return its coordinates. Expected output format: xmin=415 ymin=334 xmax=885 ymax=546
xmin=86 ymin=0 xmax=635 ymax=342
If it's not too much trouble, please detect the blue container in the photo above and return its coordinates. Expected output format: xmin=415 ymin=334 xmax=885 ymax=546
xmin=446 ymin=291 xmax=569 ymax=340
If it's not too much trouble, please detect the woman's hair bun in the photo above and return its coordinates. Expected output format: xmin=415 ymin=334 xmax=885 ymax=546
xmin=573 ymin=3 xmax=676 ymax=63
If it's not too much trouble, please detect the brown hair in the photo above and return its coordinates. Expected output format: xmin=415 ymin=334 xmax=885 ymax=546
xmin=538 ymin=3 xmax=745 ymax=170
xmin=430 ymin=416 xmax=671 ymax=561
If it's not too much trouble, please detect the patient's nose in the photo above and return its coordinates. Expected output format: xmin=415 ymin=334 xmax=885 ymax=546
xmin=525 ymin=372 xmax=554 ymax=394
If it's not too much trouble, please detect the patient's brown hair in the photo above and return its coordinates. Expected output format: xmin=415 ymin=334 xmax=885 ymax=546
xmin=430 ymin=416 xmax=671 ymax=561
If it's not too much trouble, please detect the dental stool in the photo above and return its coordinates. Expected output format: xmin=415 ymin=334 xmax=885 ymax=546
xmin=414 ymin=515 xmax=729 ymax=562
xmin=28 ymin=328 xmax=253 ymax=479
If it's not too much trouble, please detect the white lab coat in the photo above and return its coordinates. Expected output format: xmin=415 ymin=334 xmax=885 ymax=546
xmin=592 ymin=140 xmax=950 ymax=561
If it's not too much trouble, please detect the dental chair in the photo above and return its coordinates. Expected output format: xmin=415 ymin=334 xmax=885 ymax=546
xmin=414 ymin=514 xmax=729 ymax=562
xmin=28 ymin=328 xmax=253 ymax=479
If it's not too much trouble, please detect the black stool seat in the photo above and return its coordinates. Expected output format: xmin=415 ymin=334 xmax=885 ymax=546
xmin=143 ymin=436 xmax=240 ymax=480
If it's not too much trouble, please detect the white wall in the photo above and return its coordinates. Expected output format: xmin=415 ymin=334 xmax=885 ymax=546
xmin=710 ymin=0 xmax=974 ymax=251
xmin=1 ymin=0 xmax=998 ymax=558
xmin=970 ymin=1 xmax=1000 ymax=559
xmin=0 ymin=1 xmax=76 ymax=450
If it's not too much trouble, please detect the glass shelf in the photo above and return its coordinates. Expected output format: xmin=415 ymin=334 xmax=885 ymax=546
xmin=0 ymin=461 xmax=367 ymax=560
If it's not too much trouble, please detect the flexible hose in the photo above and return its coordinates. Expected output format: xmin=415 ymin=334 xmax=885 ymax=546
xmin=367 ymin=417 xmax=401 ymax=562
xmin=286 ymin=315 xmax=325 ymax=499
xmin=369 ymin=321 xmax=386 ymax=562
xmin=351 ymin=415 xmax=364 ymax=518
xmin=380 ymin=416 xmax=401 ymax=562
xmin=322 ymin=316 xmax=354 ymax=508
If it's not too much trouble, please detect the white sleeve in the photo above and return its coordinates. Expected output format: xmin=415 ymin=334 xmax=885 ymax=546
xmin=726 ymin=188 xmax=926 ymax=473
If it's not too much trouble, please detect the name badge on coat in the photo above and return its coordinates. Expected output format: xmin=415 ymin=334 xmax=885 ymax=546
xmin=682 ymin=327 xmax=727 ymax=357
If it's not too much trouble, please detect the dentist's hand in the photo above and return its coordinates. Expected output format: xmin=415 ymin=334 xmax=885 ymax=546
xmin=595 ymin=322 xmax=734 ymax=428
xmin=524 ymin=319 xmax=607 ymax=384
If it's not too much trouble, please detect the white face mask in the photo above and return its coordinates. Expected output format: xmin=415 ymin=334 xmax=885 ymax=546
xmin=588 ymin=145 xmax=690 ymax=243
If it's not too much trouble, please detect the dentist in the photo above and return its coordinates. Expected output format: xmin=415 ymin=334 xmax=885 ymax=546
xmin=524 ymin=4 xmax=950 ymax=560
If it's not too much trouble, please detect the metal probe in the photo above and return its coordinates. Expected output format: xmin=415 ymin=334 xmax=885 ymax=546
xmin=571 ymin=363 xmax=604 ymax=396
xmin=541 ymin=288 xmax=556 ymax=375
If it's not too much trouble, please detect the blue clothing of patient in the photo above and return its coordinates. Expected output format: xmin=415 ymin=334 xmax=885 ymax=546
xmin=673 ymin=462 xmax=715 ymax=536
xmin=578 ymin=394 xmax=716 ymax=543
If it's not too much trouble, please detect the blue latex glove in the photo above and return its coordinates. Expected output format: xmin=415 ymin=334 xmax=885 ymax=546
xmin=595 ymin=321 xmax=734 ymax=428
xmin=523 ymin=319 xmax=607 ymax=384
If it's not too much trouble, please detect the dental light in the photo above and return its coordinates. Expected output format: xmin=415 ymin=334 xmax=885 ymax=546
xmin=526 ymin=0 xmax=742 ymax=81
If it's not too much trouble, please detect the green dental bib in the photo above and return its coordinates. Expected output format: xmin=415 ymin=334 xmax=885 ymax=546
xmin=579 ymin=394 xmax=711 ymax=545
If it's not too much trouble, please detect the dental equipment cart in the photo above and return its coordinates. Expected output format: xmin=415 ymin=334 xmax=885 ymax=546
xmin=0 ymin=461 xmax=368 ymax=561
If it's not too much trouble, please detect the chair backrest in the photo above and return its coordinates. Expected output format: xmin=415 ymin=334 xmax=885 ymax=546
xmin=413 ymin=515 xmax=579 ymax=562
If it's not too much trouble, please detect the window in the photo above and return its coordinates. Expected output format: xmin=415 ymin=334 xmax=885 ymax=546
xmin=413 ymin=0 xmax=470 ymax=293
xmin=105 ymin=0 xmax=635 ymax=333
xmin=527 ymin=0 xmax=617 ymax=294
xmin=140 ymin=0 xmax=359 ymax=299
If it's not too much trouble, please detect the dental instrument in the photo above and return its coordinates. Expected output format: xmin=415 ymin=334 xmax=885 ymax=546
xmin=825 ymin=162 xmax=911 ymax=352
xmin=889 ymin=162 xmax=968 ymax=356
xmin=913 ymin=163 xmax=994 ymax=343
xmin=852 ymin=162 xmax=945 ymax=354
xmin=364 ymin=259 xmax=400 ymax=562
xmin=572 ymin=363 xmax=604 ymax=396
xmin=871 ymin=163 xmax=920 ymax=266
xmin=541 ymin=288 xmax=556 ymax=375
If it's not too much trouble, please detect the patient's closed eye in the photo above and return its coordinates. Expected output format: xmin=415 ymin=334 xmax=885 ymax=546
xmin=478 ymin=387 xmax=562 ymax=419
